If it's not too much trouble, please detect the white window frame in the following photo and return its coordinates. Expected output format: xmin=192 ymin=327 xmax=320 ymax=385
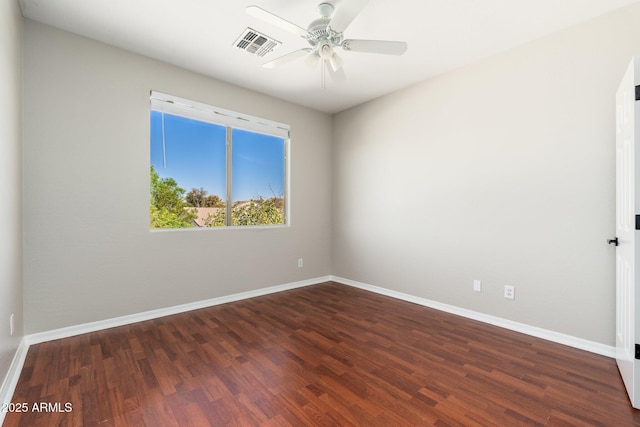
xmin=150 ymin=91 xmax=290 ymax=228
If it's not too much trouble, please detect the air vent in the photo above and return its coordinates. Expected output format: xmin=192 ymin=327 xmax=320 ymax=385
xmin=234 ymin=28 xmax=281 ymax=57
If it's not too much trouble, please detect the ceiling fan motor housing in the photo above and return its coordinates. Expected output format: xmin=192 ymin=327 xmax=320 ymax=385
xmin=307 ymin=17 xmax=343 ymax=48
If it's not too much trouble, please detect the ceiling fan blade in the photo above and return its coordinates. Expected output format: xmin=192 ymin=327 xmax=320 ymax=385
xmin=328 ymin=0 xmax=369 ymax=33
xmin=246 ymin=5 xmax=309 ymax=38
xmin=329 ymin=52 xmax=344 ymax=72
xmin=342 ymin=39 xmax=408 ymax=55
xmin=263 ymin=49 xmax=312 ymax=69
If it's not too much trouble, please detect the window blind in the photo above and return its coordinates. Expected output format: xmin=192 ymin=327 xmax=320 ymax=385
xmin=150 ymin=91 xmax=290 ymax=139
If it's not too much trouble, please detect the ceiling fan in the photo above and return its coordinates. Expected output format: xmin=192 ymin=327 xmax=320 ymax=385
xmin=246 ymin=1 xmax=408 ymax=89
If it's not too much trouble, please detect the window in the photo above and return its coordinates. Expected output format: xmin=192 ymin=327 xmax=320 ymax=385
xmin=149 ymin=91 xmax=289 ymax=229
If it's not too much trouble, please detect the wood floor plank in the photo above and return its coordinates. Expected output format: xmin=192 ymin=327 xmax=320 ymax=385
xmin=4 ymin=282 xmax=640 ymax=426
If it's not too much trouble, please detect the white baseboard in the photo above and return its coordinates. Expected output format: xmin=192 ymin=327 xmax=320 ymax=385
xmin=0 ymin=275 xmax=330 ymax=418
xmin=331 ymin=275 xmax=616 ymax=358
xmin=0 ymin=273 xmax=614 ymax=421
xmin=0 ymin=338 xmax=29 ymax=425
xmin=26 ymin=276 xmax=331 ymax=346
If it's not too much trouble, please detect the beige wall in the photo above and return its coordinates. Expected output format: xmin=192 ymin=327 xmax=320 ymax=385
xmin=332 ymin=3 xmax=640 ymax=346
xmin=22 ymin=20 xmax=333 ymax=334
xmin=20 ymin=2 xmax=640 ymax=347
xmin=0 ymin=0 xmax=23 ymax=389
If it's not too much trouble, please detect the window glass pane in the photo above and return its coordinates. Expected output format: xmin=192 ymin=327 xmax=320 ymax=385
xmin=231 ymin=128 xmax=285 ymax=226
xmin=149 ymin=94 xmax=289 ymax=230
xmin=150 ymin=111 xmax=227 ymax=228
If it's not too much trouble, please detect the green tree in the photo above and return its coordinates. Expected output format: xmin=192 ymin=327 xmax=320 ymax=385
xmin=185 ymin=187 xmax=207 ymax=207
xmin=206 ymin=210 xmax=226 ymax=227
xmin=150 ymin=166 xmax=197 ymax=228
xmin=204 ymin=194 xmax=225 ymax=208
xmin=207 ymin=196 xmax=284 ymax=226
xmin=233 ymin=197 xmax=284 ymax=225
xmin=186 ymin=187 xmax=225 ymax=208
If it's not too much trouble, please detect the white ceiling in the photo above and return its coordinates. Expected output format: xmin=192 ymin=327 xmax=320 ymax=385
xmin=18 ymin=0 xmax=640 ymax=113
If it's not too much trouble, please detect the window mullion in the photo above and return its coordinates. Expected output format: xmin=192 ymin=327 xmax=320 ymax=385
xmin=225 ymin=126 xmax=233 ymax=226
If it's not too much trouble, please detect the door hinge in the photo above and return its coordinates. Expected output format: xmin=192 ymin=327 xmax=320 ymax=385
xmin=635 ymin=85 xmax=640 ymax=101
xmin=636 ymin=344 xmax=640 ymax=360
xmin=636 ymin=215 xmax=640 ymax=230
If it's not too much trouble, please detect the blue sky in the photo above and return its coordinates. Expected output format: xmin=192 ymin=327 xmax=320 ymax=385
xmin=150 ymin=111 xmax=285 ymax=201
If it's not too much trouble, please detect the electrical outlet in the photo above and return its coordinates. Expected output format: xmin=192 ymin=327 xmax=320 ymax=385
xmin=9 ymin=314 xmax=14 ymax=336
xmin=504 ymin=285 xmax=515 ymax=300
xmin=297 ymin=258 xmax=304 ymax=268
xmin=473 ymin=280 xmax=482 ymax=292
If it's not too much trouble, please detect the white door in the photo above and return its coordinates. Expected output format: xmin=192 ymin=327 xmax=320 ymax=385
xmin=615 ymin=56 xmax=640 ymax=409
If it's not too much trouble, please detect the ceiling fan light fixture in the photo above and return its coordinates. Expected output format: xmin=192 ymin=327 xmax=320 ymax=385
xmin=319 ymin=42 xmax=333 ymax=60
xmin=329 ymin=52 xmax=343 ymax=71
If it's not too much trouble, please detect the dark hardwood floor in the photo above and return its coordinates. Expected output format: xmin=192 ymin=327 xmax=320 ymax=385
xmin=4 ymin=281 xmax=640 ymax=426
